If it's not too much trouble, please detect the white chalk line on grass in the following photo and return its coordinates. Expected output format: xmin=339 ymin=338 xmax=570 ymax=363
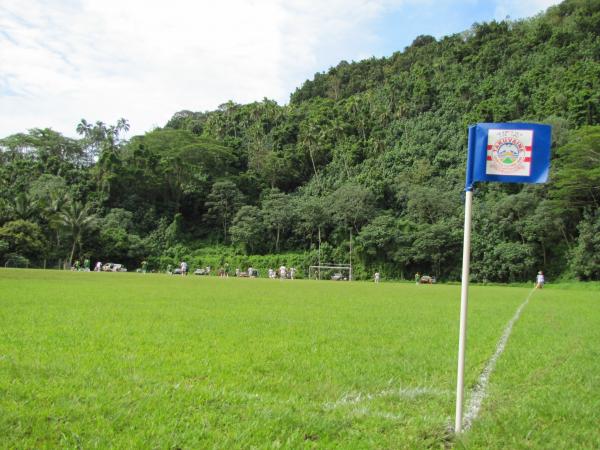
xmin=324 ymin=385 xmax=451 ymax=421
xmin=324 ymin=386 xmax=450 ymax=410
xmin=462 ymin=288 xmax=536 ymax=431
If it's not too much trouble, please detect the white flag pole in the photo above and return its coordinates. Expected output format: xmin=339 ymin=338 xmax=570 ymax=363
xmin=455 ymin=187 xmax=473 ymax=434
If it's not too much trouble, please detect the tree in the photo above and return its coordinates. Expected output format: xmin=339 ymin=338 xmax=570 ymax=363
xmin=230 ymin=206 xmax=265 ymax=254
xmin=122 ymin=129 xmax=236 ymax=216
xmin=569 ymin=210 xmax=600 ymax=280
xmin=330 ymin=183 xmax=375 ymax=233
xmin=96 ymin=208 xmax=146 ymax=264
xmin=0 ymin=220 xmax=47 ymax=262
xmin=76 ymin=118 xmax=130 ymax=164
xmin=293 ymin=194 xmax=330 ymax=251
xmin=0 ymin=128 xmax=84 ymax=172
xmin=55 ymin=200 xmax=96 ymax=266
xmin=355 ymin=213 xmax=399 ymax=264
xmin=551 ymin=126 xmax=600 ymax=210
xmin=29 ymin=174 xmax=68 ymax=202
xmin=411 ymin=219 xmax=462 ymax=279
xmin=261 ymin=188 xmax=292 ymax=252
xmin=205 ymin=181 xmax=243 ymax=243
xmin=12 ymin=193 xmax=38 ymax=221
xmin=405 ymin=184 xmax=458 ymax=225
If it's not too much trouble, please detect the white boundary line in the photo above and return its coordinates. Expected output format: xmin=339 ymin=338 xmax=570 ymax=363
xmin=462 ymin=288 xmax=536 ymax=431
xmin=324 ymin=386 xmax=449 ymax=410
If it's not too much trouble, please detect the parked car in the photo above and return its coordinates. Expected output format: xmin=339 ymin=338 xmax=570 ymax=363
xmin=420 ymin=275 xmax=434 ymax=284
xmin=102 ymin=263 xmax=127 ymax=272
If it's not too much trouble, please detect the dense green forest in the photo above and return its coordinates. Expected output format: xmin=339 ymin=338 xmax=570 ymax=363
xmin=1 ymin=0 xmax=599 ymax=281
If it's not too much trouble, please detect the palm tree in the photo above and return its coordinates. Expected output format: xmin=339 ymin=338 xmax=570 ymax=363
xmin=41 ymin=191 xmax=68 ymax=266
xmin=55 ymin=200 xmax=96 ymax=267
xmin=13 ymin=192 xmax=37 ymax=220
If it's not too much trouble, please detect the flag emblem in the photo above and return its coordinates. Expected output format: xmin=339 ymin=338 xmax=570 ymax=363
xmin=486 ymin=129 xmax=533 ymax=177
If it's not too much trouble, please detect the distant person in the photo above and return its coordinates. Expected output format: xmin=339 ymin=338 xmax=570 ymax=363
xmin=248 ymin=267 xmax=254 ymax=278
xmin=83 ymin=258 xmax=90 ymax=271
xmin=535 ymin=271 xmax=545 ymax=289
xmin=235 ymin=268 xmax=240 ymax=277
xmin=141 ymin=261 xmax=148 ymax=273
xmin=279 ymin=265 xmax=287 ymax=279
xmin=415 ymin=272 xmax=420 ymax=285
xmin=167 ymin=264 xmax=173 ymax=274
xmin=73 ymin=260 xmax=80 ymax=271
xmin=290 ymin=267 xmax=296 ymax=280
xmin=181 ymin=261 xmax=188 ymax=276
xmin=374 ymin=272 xmax=380 ymax=283
xmin=268 ymin=268 xmax=274 ymax=279
xmin=95 ymin=261 xmax=102 ymax=272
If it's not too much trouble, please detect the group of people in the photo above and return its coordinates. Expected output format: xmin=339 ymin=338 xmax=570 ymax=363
xmin=164 ymin=263 xmax=297 ymax=279
xmin=70 ymin=259 xmax=106 ymax=272
xmin=71 ymin=259 xmax=91 ymax=271
xmin=268 ymin=266 xmax=296 ymax=279
xmin=165 ymin=262 xmax=189 ymax=275
xmin=70 ymin=259 xmax=127 ymax=272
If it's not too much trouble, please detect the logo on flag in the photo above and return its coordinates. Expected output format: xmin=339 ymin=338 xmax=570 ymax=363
xmin=486 ymin=129 xmax=533 ymax=177
xmin=466 ymin=122 xmax=551 ymax=189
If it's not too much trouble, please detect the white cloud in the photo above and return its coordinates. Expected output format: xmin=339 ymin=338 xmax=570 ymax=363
xmin=0 ymin=0 xmax=405 ymax=137
xmin=0 ymin=0 xmax=562 ymax=138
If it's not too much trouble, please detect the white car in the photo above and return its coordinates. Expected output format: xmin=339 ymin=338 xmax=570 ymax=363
xmin=102 ymin=263 xmax=127 ymax=272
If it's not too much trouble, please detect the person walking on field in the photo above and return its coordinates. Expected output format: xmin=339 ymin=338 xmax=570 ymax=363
xmin=535 ymin=271 xmax=545 ymax=289
xmin=415 ymin=272 xmax=420 ymax=285
xmin=374 ymin=272 xmax=380 ymax=283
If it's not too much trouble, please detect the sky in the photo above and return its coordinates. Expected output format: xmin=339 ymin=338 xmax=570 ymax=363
xmin=0 ymin=0 xmax=561 ymax=138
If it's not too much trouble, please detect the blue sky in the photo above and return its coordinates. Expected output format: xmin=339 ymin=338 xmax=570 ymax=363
xmin=374 ymin=2 xmax=500 ymax=56
xmin=0 ymin=0 xmax=560 ymax=138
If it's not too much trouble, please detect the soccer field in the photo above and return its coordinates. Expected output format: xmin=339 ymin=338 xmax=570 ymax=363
xmin=0 ymin=270 xmax=598 ymax=448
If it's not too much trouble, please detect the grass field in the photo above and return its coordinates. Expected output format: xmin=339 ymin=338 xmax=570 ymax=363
xmin=0 ymin=270 xmax=598 ymax=448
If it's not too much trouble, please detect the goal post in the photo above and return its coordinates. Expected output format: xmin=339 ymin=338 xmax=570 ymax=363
xmin=308 ymin=264 xmax=352 ymax=281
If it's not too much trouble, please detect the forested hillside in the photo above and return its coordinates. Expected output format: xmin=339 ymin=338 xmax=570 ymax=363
xmin=1 ymin=0 xmax=599 ymax=281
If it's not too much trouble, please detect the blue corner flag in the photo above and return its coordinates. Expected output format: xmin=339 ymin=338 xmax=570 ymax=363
xmin=465 ymin=123 xmax=552 ymax=191
xmin=455 ymin=122 xmax=552 ymax=434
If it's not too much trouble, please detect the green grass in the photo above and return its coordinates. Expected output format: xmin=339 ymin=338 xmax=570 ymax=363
xmin=0 ymin=270 xmax=598 ymax=448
